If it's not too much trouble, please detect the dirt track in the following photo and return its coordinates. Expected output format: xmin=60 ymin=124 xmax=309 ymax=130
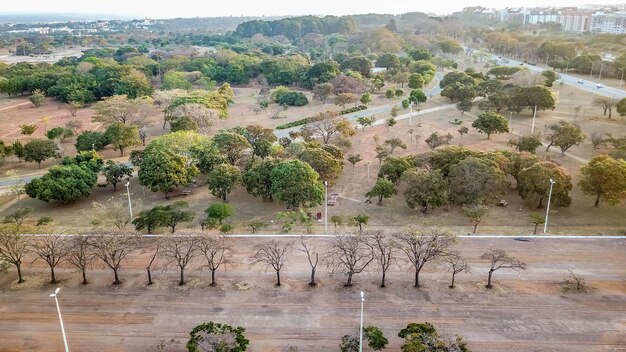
xmin=0 ymin=237 xmax=625 ymax=352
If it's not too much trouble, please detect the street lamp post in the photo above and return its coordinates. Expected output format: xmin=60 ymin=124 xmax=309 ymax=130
xmin=618 ymin=68 xmax=624 ymax=89
xmin=543 ymin=179 xmax=556 ymax=234
xmin=50 ymin=288 xmax=69 ymax=352
xmin=589 ymin=62 xmax=595 ymax=80
xmin=359 ymin=291 xmax=365 ymax=352
xmin=125 ymin=182 xmax=133 ymax=219
xmin=599 ymin=63 xmax=604 ymax=80
xmin=564 ymin=57 xmax=570 ymax=75
xmin=409 ymin=101 xmax=413 ymax=125
xmin=366 ymin=162 xmax=370 ymax=180
xmin=324 ymin=181 xmax=328 ymax=234
xmin=531 ymin=105 xmax=538 ymax=134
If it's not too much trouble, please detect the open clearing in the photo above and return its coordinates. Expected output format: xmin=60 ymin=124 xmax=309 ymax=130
xmin=0 ymin=237 xmax=624 ymax=352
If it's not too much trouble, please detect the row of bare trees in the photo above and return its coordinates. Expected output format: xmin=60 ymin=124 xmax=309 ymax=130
xmin=0 ymin=226 xmax=526 ymax=289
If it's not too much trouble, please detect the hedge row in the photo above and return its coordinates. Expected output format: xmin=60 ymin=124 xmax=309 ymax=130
xmin=276 ymin=105 xmax=367 ymax=130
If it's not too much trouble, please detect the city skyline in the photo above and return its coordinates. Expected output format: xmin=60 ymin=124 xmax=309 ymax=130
xmin=1 ymin=0 xmax=624 ymax=20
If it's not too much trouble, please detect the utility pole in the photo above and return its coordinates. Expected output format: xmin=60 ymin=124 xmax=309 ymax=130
xmin=543 ymin=179 xmax=555 ymax=234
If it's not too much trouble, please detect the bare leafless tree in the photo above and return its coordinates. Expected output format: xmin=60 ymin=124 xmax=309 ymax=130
xmin=169 ymin=103 xmax=217 ymax=134
xmin=160 ymin=235 xmax=199 ymax=286
xmin=326 ymin=233 xmax=374 ymax=287
xmin=366 ymin=230 xmax=396 ymax=288
xmin=393 ymin=226 xmax=457 ymax=288
xmin=251 ymin=240 xmax=292 ymax=286
xmin=146 ymin=243 xmax=159 ymax=285
xmin=197 ymin=235 xmax=232 ymax=286
xmin=299 ymin=236 xmax=320 ymax=286
xmin=90 ymin=232 xmax=139 ymax=285
xmin=301 ymin=113 xmax=342 ymax=144
xmin=480 ymin=249 xmax=527 ymax=288
xmin=66 ymin=235 xmax=96 ymax=285
xmin=32 ymin=234 xmax=68 ymax=284
xmin=0 ymin=225 xmax=32 ymax=283
xmin=442 ymin=251 xmax=470 ymax=288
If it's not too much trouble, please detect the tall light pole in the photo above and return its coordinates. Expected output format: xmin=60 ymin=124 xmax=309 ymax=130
xmin=543 ymin=179 xmax=555 ymax=234
xmin=324 ymin=181 xmax=328 ymax=234
xmin=589 ymin=62 xmax=595 ymax=80
xmin=359 ymin=291 xmax=365 ymax=352
xmin=598 ymin=62 xmax=604 ymax=80
xmin=564 ymin=57 xmax=570 ymax=75
xmin=366 ymin=162 xmax=371 ymax=181
xmin=125 ymin=182 xmax=133 ymax=219
xmin=531 ymin=105 xmax=538 ymax=134
xmin=50 ymin=288 xmax=69 ymax=352
xmin=618 ymin=67 xmax=624 ymax=89
xmin=409 ymin=101 xmax=413 ymax=125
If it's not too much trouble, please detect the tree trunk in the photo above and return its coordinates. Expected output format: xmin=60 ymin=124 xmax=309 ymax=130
xmin=38 ymin=161 xmax=42 ymax=169
xmin=119 ymin=147 xmax=124 ymax=157
xmin=211 ymin=269 xmax=216 ymax=286
xmin=147 ymin=267 xmax=153 ymax=285
xmin=113 ymin=183 xmax=117 ymax=191
xmin=82 ymin=270 xmax=88 ymax=285
xmin=537 ymin=197 xmax=544 ymax=209
xmin=171 ymin=226 xmax=175 ymax=233
xmin=50 ymin=266 xmax=56 ymax=284
xmin=222 ymin=194 xmax=227 ymax=202
xmin=414 ymin=268 xmax=420 ymax=288
xmin=113 ymin=268 xmax=120 ymax=285
xmin=276 ymin=270 xmax=281 ymax=286
xmin=533 ymin=223 xmax=539 ymax=235
xmin=380 ymin=270 xmax=386 ymax=288
xmin=16 ymin=263 xmax=24 ymax=283
xmin=473 ymin=222 xmax=479 ymax=234
xmin=179 ymin=267 xmax=185 ymax=286
xmin=487 ymin=133 xmax=491 ymax=139
xmin=486 ymin=269 xmax=494 ymax=288
xmin=450 ymin=272 xmax=456 ymax=288
xmin=163 ymin=113 xmax=167 ymax=130
xmin=595 ymin=192 xmax=601 ymax=207
xmin=309 ymin=267 xmax=317 ymax=286
xmin=345 ymin=272 xmax=353 ymax=287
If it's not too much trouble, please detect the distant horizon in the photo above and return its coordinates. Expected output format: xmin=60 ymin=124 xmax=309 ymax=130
xmin=0 ymin=0 xmax=624 ymax=23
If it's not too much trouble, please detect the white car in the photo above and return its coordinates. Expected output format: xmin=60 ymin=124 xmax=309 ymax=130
xmin=577 ymin=79 xmax=584 ymax=84
xmin=596 ymin=83 xmax=603 ymax=89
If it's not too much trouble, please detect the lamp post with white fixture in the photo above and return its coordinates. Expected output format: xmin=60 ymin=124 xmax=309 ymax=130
xmin=543 ymin=179 xmax=556 ymax=234
xmin=125 ymin=182 xmax=133 ymax=219
xmin=324 ymin=181 xmax=328 ymax=234
xmin=50 ymin=288 xmax=69 ymax=352
xmin=359 ymin=291 xmax=365 ymax=352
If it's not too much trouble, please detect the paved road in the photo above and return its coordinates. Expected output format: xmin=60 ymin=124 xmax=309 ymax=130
xmin=475 ymin=49 xmax=626 ymax=99
xmin=274 ymin=72 xmax=445 ymax=138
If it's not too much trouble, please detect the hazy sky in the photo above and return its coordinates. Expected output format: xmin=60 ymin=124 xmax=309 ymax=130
xmin=1 ymin=0 xmax=623 ymax=18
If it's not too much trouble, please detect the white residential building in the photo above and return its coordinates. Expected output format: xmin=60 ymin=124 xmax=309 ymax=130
xmin=590 ymin=11 xmax=626 ymax=34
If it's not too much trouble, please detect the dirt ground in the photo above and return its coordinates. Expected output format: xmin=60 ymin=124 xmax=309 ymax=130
xmin=0 ymin=237 xmax=624 ymax=352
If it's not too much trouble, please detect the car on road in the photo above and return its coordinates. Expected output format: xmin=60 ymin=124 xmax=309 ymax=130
xmin=596 ymin=83 xmax=603 ymax=89
xmin=577 ymin=79 xmax=584 ymax=84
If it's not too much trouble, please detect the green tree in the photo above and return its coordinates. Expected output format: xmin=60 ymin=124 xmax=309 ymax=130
xmin=508 ymin=135 xmax=542 ymax=153
xmin=208 ymin=164 xmax=241 ymax=202
xmin=403 ymin=169 xmax=448 ymax=213
xmin=75 ymin=131 xmax=110 ymax=152
xmin=464 ymin=205 xmax=488 ymax=233
xmin=12 ymin=141 xmax=25 ymax=162
xmin=617 ymin=98 xmax=626 ymax=117
xmin=29 ymin=89 xmax=46 ymax=107
xmin=360 ymin=92 xmax=373 ymax=106
xmin=509 ymin=86 xmax=556 ymax=113
xmin=340 ymin=56 xmax=372 ymax=77
xmin=384 ymin=138 xmax=407 ymax=154
xmin=25 ymin=164 xmax=97 ymax=203
xmin=19 ymin=124 xmax=37 ymax=136
xmin=449 ymin=157 xmax=507 ymax=205
xmin=212 ymin=132 xmax=252 ymax=165
xmin=298 ymin=147 xmax=342 ymax=181
xmin=138 ymin=147 xmax=198 ymax=198
xmin=378 ymin=156 xmax=411 ymax=184
xmin=363 ymin=326 xmax=388 ymax=350
xmin=408 ymin=74 xmax=424 ymax=89
xmin=425 ymin=132 xmax=453 ymax=150
xmin=541 ymin=70 xmax=557 ymax=87
xmin=579 ymin=154 xmax=626 ymax=207
xmin=518 ymin=161 xmax=572 ymax=208
xmin=385 ymin=89 xmax=395 ymax=100
xmin=356 ymin=116 xmax=376 ymax=130
xmin=545 ymin=121 xmax=586 ymax=156
xmin=187 ymin=322 xmax=249 ymax=352
xmin=242 ymin=158 xmax=280 ymax=200
xmin=350 ymin=214 xmax=369 ymax=233
xmin=270 ymin=160 xmax=324 ymax=209
xmin=530 ymin=214 xmax=545 ymax=235
xmin=472 ymin=112 xmax=509 ymax=139
xmin=161 ymin=71 xmax=192 ymax=90
xmin=24 ymin=139 xmax=59 ymax=168
xmin=162 ymin=201 xmax=194 ymax=233
xmin=104 ymin=122 xmax=140 ymax=157
xmin=347 ymin=154 xmax=362 ymax=171
xmin=101 ymin=161 xmax=133 ymax=191
xmin=335 ymin=93 xmax=357 ymax=108
xmin=205 ymin=203 xmax=234 ymax=225
xmin=132 ymin=206 xmax=168 ymax=233
xmin=366 ymin=178 xmax=396 ymax=205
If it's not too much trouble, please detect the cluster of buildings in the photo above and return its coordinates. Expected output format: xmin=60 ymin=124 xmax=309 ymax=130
xmin=500 ymin=7 xmax=626 ymax=34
